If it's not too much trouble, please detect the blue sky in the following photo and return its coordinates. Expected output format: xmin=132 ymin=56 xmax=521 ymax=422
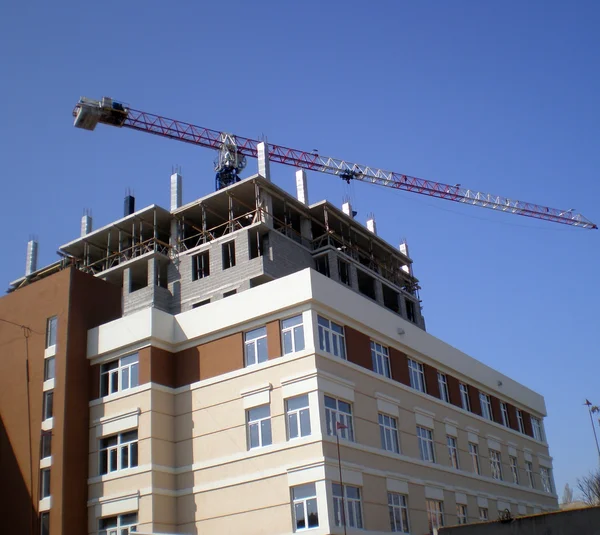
xmin=1 ymin=1 xmax=598 ymax=498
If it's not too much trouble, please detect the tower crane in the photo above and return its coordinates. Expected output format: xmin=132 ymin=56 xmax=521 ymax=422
xmin=72 ymin=96 xmax=596 ymax=230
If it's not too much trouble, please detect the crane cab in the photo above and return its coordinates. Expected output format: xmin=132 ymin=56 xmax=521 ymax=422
xmin=73 ymin=96 xmax=128 ymax=131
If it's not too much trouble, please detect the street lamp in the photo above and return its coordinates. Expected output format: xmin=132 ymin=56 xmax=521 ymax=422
xmin=584 ymin=400 xmax=600 ymax=466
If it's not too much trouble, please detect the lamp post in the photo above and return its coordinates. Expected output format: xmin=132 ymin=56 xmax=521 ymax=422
xmin=584 ymin=400 xmax=600 ymax=466
xmin=336 ymin=421 xmax=348 ymax=535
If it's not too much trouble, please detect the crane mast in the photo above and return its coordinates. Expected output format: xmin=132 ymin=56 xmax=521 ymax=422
xmin=72 ymin=96 xmax=597 ymax=230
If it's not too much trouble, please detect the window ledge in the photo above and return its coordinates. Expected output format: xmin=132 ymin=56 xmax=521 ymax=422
xmin=41 ymin=418 xmax=53 ymax=431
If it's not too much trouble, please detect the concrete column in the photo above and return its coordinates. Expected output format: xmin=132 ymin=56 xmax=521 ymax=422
xmin=148 ymin=257 xmax=157 ymax=287
xmin=374 ymin=279 xmax=384 ymax=306
xmin=300 ymin=217 xmax=312 ymax=245
xmin=342 ymin=201 xmax=354 ymax=218
xmin=296 ymin=169 xmax=308 ymax=204
xmin=366 ymin=215 xmax=377 ymax=235
xmin=81 ymin=214 xmax=92 ymax=236
xmin=123 ymin=268 xmax=131 ymax=294
xmin=257 ymin=142 xmax=271 ymax=181
xmin=259 ymin=187 xmax=274 ymax=228
xmin=170 ymin=171 xmax=183 ymax=211
xmin=25 ymin=239 xmax=38 ymax=276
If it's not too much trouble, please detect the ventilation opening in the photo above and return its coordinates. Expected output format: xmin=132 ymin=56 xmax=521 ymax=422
xmin=192 ymin=250 xmax=210 ymax=280
xmin=357 ymin=269 xmax=376 ymax=300
xmin=315 ymin=255 xmax=330 ymax=277
xmin=382 ymin=284 xmax=400 ymax=313
xmin=129 ymin=262 xmax=148 ymax=292
xmin=155 ymin=261 xmax=168 ymax=289
xmin=338 ymin=259 xmax=351 ymax=286
xmin=405 ymin=298 xmax=416 ymax=323
xmin=249 ymin=230 xmax=269 ymax=259
xmin=222 ymin=241 xmax=236 ymax=269
xmin=192 ymin=299 xmax=210 ymax=308
xmin=223 ymin=289 xmax=237 ymax=298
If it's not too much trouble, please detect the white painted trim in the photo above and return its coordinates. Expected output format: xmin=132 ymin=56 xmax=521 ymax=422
xmin=42 ymin=378 xmax=55 ymax=392
xmin=477 ymin=496 xmax=489 ymax=508
xmin=94 ymin=408 xmax=140 ymax=438
xmin=44 ymin=345 xmax=56 ymax=358
xmin=455 ymin=492 xmax=468 ymax=504
xmin=41 ymin=418 xmax=53 ymax=431
xmin=241 ymin=383 xmax=272 ymax=409
xmin=424 ymin=486 xmax=444 ymax=500
xmin=40 ymin=456 xmax=52 ymax=469
xmin=38 ymin=497 xmax=51 ymax=512
xmin=386 ymin=478 xmax=409 ymax=495
xmin=538 ymin=456 xmax=553 ymax=468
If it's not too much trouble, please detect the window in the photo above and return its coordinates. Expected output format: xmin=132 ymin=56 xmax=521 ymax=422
xmin=510 ymin=456 xmax=519 ymax=484
xmin=223 ymin=289 xmax=236 ymax=298
xmin=192 ymin=299 xmax=210 ymax=308
xmin=247 ymin=405 xmax=272 ymax=449
xmin=292 ymin=483 xmax=318 ymax=530
xmin=379 ymin=413 xmax=400 ymax=453
xmin=42 ymin=391 xmax=53 ymax=421
xmin=357 ymin=269 xmax=376 ymax=299
xmin=479 ymin=392 xmax=493 ymax=421
xmin=99 ymin=430 xmax=138 ymax=474
xmin=371 ymin=341 xmax=391 ymax=378
xmin=287 ymin=395 xmax=311 ymax=439
xmin=222 ymin=240 xmax=235 ymax=269
xmin=532 ymin=417 xmax=545 ymax=442
xmin=325 ymin=396 xmax=354 ymax=441
xmin=40 ymin=468 xmax=51 ymax=499
xmin=44 ymin=357 xmax=55 ymax=381
xmin=526 ymin=461 xmax=535 ymax=488
xmin=39 ymin=512 xmax=49 ymax=535
xmin=333 ymin=484 xmax=363 ymax=529
xmin=516 ymin=409 xmax=525 ymax=433
xmin=405 ymin=299 xmax=416 ymax=323
xmin=479 ymin=507 xmax=489 ymax=521
xmin=438 ymin=373 xmax=449 ymax=402
xmin=388 ymin=492 xmax=410 ymax=533
xmin=469 ymin=442 xmax=480 ymax=474
xmin=315 ymin=255 xmax=330 ymax=277
xmin=317 ymin=316 xmax=346 ymax=359
xmin=540 ymin=467 xmax=553 ymax=493
xmin=426 ymin=499 xmax=444 ymax=533
xmin=100 ymin=354 xmax=139 ymax=397
xmin=456 ymin=504 xmax=468 ymax=525
xmin=282 ymin=315 xmax=305 ymax=355
xmin=338 ymin=259 xmax=351 ymax=286
xmin=500 ymin=402 xmax=509 ymax=427
xmin=245 ymin=326 xmax=268 ymax=366
xmin=447 ymin=435 xmax=459 ymax=469
xmin=99 ymin=513 xmax=137 ymax=535
xmin=45 ymin=316 xmax=57 ymax=348
xmin=40 ymin=432 xmax=52 ymax=459
xmin=417 ymin=426 xmax=435 ymax=462
xmin=490 ymin=449 xmax=503 ymax=480
xmin=460 ymin=383 xmax=471 ymax=411
xmin=408 ymin=359 xmax=426 ymax=393
xmin=192 ymin=250 xmax=210 ymax=280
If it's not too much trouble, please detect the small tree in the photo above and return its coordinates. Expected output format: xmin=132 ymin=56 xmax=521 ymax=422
xmin=562 ymin=483 xmax=574 ymax=504
xmin=577 ymin=469 xmax=600 ymax=506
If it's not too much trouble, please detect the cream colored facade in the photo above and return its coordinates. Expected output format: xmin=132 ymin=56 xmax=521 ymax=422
xmin=86 ymin=269 xmax=557 ymax=535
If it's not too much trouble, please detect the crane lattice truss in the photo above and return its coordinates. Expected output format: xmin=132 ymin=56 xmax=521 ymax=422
xmin=73 ymin=97 xmax=597 ymax=229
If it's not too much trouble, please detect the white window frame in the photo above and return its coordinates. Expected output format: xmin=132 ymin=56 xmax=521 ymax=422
xmin=282 ymin=315 xmax=305 ymax=355
xmin=286 ymin=394 xmax=311 ymax=440
xmin=100 ymin=353 xmax=139 ymax=397
xmin=317 ymin=316 xmax=346 ymax=359
xmin=291 ymin=482 xmax=319 ymax=530
xmin=408 ymin=359 xmax=426 ymax=393
xmin=532 ymin=417 xmax=545 ymax=442
xmin=460 ymin=383 xmax=471 ymax=411
xmin=469 ymin=442 xmax=480 ymax=475
xmin=247 ymin=405 xmax=272 ymax=449
xmin=244 ymin=326 xmax=268 ymax=366
xmin=500 ymin=402 xmax=509 ymax=427
xmin=333 ymin=484 xmax=363 ymax=529
xmin=45 ymin=316 xmax=57 ymax=349
xmin=426 ymin=499 xmax=444 ymax=532
xmin=98 ymin=512 xmax=137 ymax=535
xmin=438 ymin=373 xmax=449 ymax=402
xmin=379 ymin=413 xmax=400 ymax=453
xmin=510 ymin=455 xmax=519 ymax=484
xmin=517 ymin=409 xmax=525 ymax=433
xmin=540 ymin=466 xmax=553 ymax=493
xmin=325 ymin=396 xmax=354 ymax=441
xmin=99 ymin=430 xmax=138 ymax=475
xmin=479 ymin=392 xmax=493 ymax=421
xmin=447 ymin=435 xmax=459 ymax=469
xmin=417 ymin=426 xmax=435 ymax=462
xmin=479 ymin=507 xmax=489 ymax=521
xmin=371 ymin=341 xmax=391 ymax=378
xmin=457 ymin=504 xmax=468 ymax=525
xmin=388 ymin=492 xmax=410 ymax=533
xmin=526 ymin=460 xmax=535 ymax=488
xmin=490 ymin=449 xmax=503 ymax=480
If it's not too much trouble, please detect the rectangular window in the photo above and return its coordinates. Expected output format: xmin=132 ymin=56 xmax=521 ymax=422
xmin=526 ymin=461 xmax=535 ymax=488
xmin=247 ymin=405 xmax=272 ymax=449
xmin=315 ymin=255 xmax=330 ymax=277
xmin=408 ymin=359 xmax=426 ymax=393
xmin=40 ymin=512 xmax=49 ymax=535
xmin=223 ymin=289 xmax=237 ymax=298
xmin=222 ymin=240 xmax=235 ymax=269
xmin=460 ymin=383 xmax=471 ymax=411
xmin=40 ymin=432 xmax=52 ymax=459
xmin=99 ymin=513 xmax=137 ymax=535
xmin=479 ymin=392 xmax=493 ymax=421
xmin=99 ymin=430 xmax=138 ymax=474
xmin=532 ymin=417 xmax=545 ymax=442
xmin=438 ymin=373 xmax=449 ymax=402
xmin=333 ymin=484 xmax=363 ymax=529
xmin=40 ymin=468 xmax=51 ymax=499
xmin=379 ymin=413 xmax=400 ymax=453
xmin=371 ymin=341 xmax=391 ymax=378
xmin=469 ymin=442 xmax=480 ymax=475
xmin=479 ymin=508 xmax=489 ymax=521
xmin=517 ymin=409 xmax=525 ymax=433
xmin=287 ymin=395 xmax=311 ymax=440
xmin=457 ymin=504 xmax=468 ymax=525
xmin=405 ymin=299 xmax=416 ymax=323
xmin=245 ymin=326 xmax=268 ymax=366
xmin=388 ymin=492 xmax=410 ymax=533
xmin=292 ymin=483 xmax=319 ymax=530
xmin=42 ymin=391 xmax=53 ymax=421
xmin=540 ymin=467 xmax=553 ymax=493
xmin=510 ymin=456 xmax=519 ymax=484
xmin=44 ymin=357 xmax=55 ymax=381
xmin=192 ymin=250 xmax=210 ymax=280
xmin=282 ymin=315 xmax=305 ymax=355
xmin=417 ymin=426 xmax=435 ymax=462
xmin=100 ymin=353 xmax=139 ymax=397
xmin=45 ymin=316 xmax=57 ymax=349
xmin=447 ymin=435 xmax=459 ymax=469
xmin=500 ymin=402 xmax=509 ymax=427
xmin=317 ymin=316 xmax=346 ymax=359
xmin=490 ymin=449 xmax=503 ymax=480
xmin=338 ymin=259 xmax=351 ymax=286
xmin=426 ymin=499 xmax=444 ymax=533
xmin=325 ymin=396 xmax=354 ymax=441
